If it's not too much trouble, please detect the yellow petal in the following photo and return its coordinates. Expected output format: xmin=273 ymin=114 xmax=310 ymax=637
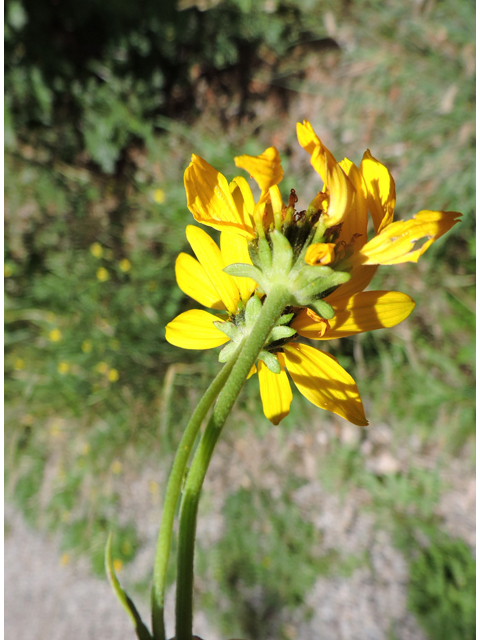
xmin=165 ymin=310 xmax=229 ymax=349
xmin=175 ymin=253 xmax=225 ymax=310
xmin=184 ymin=154 xmax=255 ymax=238
xmin=305 ymin=243 xmax=336 ymax=266
xmin=355 ymin=210 xmax=462 ymax=266
xmin=304 ymin=291 xmax=416 ymax=340
xmin=247 ymin=364 xmax=257 ymax=380
xmin=360 ymin=150 xmax=396 ymax=233
xmin=323 ymin=158 xmax=355 ymax=228
xmin=326 ymin=265 xmax=378 ymax=304
xmin=296 ymin=120 xmax=337 ymax=183
xmin=338 ymin=158 xmax=368 ymax=246
xmin=269 ymin=185 xmax=283 ymax=214
xmin=291 ymin=308 xmax=330 ymax=339
xmin=258 ymin=353 xmax=293 ymax=425
xmin=186 ymin=225 xmax=240 ymax=314
xmin=234 ymin=147 xmax=284 ymax=192
xmin=220 ymin=231 xmax=257 ymax=303
xmin=283 ymin=343 xmax=368 ymax=426
xmin=229 ymin=176 xmax=255 ymax=221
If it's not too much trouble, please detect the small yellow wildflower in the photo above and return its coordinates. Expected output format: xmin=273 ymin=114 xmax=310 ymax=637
xmin=96 ymin=267 xmax=109 ymax=282
xmin=95 ymin=361 xmax=109 ymax=374
xmin=149 ymin=481 xmax=159 ymax=495
xmin=113 ymin=559 xmax=123 ymax=573
xmin=49 ymin=328 xmax=62 ymax=342
xmin=108 ymin=368 xmax=119 ymax=382
xmin=111 ymin=460 xmax=122 ymax=474
xmin=90 ymin=242 xmax=103 ymax=258
xmin=4 ymin=264 xmax=13 ymax=277
xmin=14 ymin=358 xmax=25 ymax=370
xmin=119 ymin=258 xmax=131 ymax=273
xmin=153 ymin=188 xmax=166 ymax=204
xmin=57 ymin=362 xmax=70 ymax=374
xmin=60 ymin=553 xmax=70 ymax=566
xmin=82 ymin=340 xmax=93 ymax=353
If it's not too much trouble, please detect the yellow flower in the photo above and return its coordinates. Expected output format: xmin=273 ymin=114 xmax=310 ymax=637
xmin=60 ymin=553 xmax=70 ymax=566
xmin=57 ymin=361 xmax=70 ymax=374
xmin=108 ymin=368 xmax=119 ymax=382
xmin=49 ymin=328 xmax=62 ymax=342
xmin=82 ymin=340 xmax=93 ymax=353
xmin=119 ymin=258 xmax=131 ymax=273
xmin=90 ymin=242 xmax=103 ymax=258
xmin=113 ymin=559 xmax=123 ymax=573
xmin=95 ymin=361 xmax=109 ymax=374
xmin=165 ymin=227 xmax=417 ymax=426
xmin=4 ymin=264 xmax=13 ymax=277
xmin=153 ymin=188 xmax=166 ymax=204
xmin=96 ymin=267 xmax=109 ymax=282
xmin=111 ymin=460 xmax=122 ymax=474
xmin=172 ymin=124 xmax=461 ymax=426
xmin=14 ymin=358 xmax=25 ymax=370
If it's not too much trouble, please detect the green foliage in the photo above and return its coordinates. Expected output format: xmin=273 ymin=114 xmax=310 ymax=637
xmin=408 ymin=537 xmax=475 ymax=640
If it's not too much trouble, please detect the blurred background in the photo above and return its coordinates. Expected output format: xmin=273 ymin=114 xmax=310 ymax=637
xmin=4 ymin=0 xmax=475 ymax=639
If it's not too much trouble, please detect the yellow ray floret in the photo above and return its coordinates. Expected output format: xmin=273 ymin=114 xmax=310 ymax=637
xmin=293 ymin=291 xmax=415 ymax=340
xmin=175 ymin=253 xmax=224 ymax=310
xmin=165 ymin=309 xmax=229 ymax=350
xmin=234 ymin=147 xmax=284 ymax=193
xmin=360 ymin=150 xmax=396 ymax=233
xmin=220 ymin=231 xmax=257 ymax=302
xmin=186 ymin=225 xmax=241 ymax=314
xmin=283 ymin=343 xmax=368 ymax=426
xmin=296 ymin=120 xmax=337 ymax=183
xmin=356 ymin=210 xmax=462 ymax=265
xmin=184 ymin=154 xmax=255 ymax=238
xmin=338 ymin=157 xmax=368 ymax=246
xmin=258 ymin=354 xmax=292 ymax=425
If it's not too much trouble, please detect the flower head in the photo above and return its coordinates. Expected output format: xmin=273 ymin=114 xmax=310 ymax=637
xmin=170 ymin=124 xmax=461 ymax=426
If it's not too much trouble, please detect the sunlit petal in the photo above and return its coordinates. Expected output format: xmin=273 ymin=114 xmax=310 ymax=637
xmin=175 ymin=253 xmax=225 ymax=310
xmin=234 ymin=147 xmax=284 ymax=192
xmin=165 ymin=310 xmax=229 ymax=349
xmin=360 ymin=150 xmax=396 ymax=233
xmin=283 ymin=343 xmax=368 ymax=426
xmin=296 ymin=120 xmax=337 ymax=183
xmin=258 ymin=353 xmax=293 ymax=425
xmin=355 ymin=210 xmax=462 ymax=266
xmin=229 ymin=176 xmax=255 ymax=224
xmin=324 ymin=159 xmax=355 ymax=228
xmin=299 ymin=291 xmax=415 ymax=340
xmin=186 ymin=225 xmax=240 ymax=314
xmin=220 ymin=231 xmax=257 ymax=302
xmin=338 ymin=157 xmax=368 ymax=246
xmin=184 ymin=154 xmax=255 ymax=237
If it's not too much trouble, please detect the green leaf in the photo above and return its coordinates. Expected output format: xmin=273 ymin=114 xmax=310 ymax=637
xmin=105 ymin=532 xmax=153 ymax=640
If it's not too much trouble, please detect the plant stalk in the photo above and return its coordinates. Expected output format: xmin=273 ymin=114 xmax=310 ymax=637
xmin=174 ymin=285 xmax=291 ymax=640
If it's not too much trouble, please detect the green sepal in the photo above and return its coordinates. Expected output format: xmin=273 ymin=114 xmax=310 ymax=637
xmin=218 ymin=341 xmax=238 ymax=363
xmin=105 ymin=533 xmax=153 ymax=640
xmin=213 ymin=321 xmax=238 ymax=340
xmin=309 ymin=299 xmax=335 ymax=320
xmin=269 ymin=325 xmax=297 ymax=342
xmin=276 ymin=312 xmax=294 ymax=325
xmin=223 ymin=263 xmax=264 ymax=284
xmin=270 ymin=230 xmax=293 ymax=273
xmin=258 ymin=350 xmax=281 ymax=374
xmin=257 ymin=237 xmax=273 ymax=271
xmin=293 ymin=271 xmax=351 ymax=305
xmin=245 ymin=294 xmax=262 ymax=327
xmin=293 ymin=264 xmax=336 ymax=288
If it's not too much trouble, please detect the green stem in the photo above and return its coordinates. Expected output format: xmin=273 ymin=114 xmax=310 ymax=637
xmin=151 ymin=353 xmax=240 ymax=640
xmin=174 ymin=285 xmax=291 ymax=640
